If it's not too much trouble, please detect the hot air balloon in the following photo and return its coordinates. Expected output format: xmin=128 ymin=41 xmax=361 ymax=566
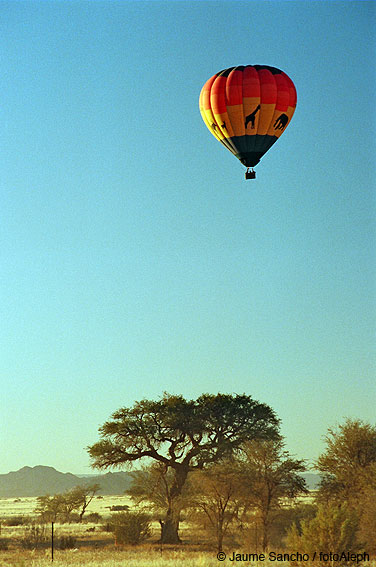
xmin=199 ymin=65 xmax=297 ymax=179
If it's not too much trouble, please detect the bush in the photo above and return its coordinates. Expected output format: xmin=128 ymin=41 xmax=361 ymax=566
xmin=111 ymin=511 xmax=151 ymax=545
xmin=58 ymin=535 xmax=77 ymax=549
xmin=358 ymin=488 xmax=376 ymax=554
xmin=286 ymin=504 xmax=360 ymax=555
xmin=20 ymin=524 xmax=48 ymax=549
xmin=66 ymin=512 xmax=80 ymax=523
xmin=0 ymin=538 xmax=9 ymax=551
xmin=3 ymin=515 xmax=26 ymax=526
xmin=85 ymin=512 xmax=102 ymax=523
xmin=266 ymin=503 xmax=317 ymax=548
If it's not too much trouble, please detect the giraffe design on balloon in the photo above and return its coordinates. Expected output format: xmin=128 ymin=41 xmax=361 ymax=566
xmin=245 ymin=105 xmax=260 ymax=129
xmin=244 ymin=106 xmax=289 ymax=131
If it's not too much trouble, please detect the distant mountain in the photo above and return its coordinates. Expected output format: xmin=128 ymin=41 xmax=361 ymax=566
xmin=0 ymin=466 xmax=321 ymax=498
xmin=0 ymin=466 xmax=134 ymax=498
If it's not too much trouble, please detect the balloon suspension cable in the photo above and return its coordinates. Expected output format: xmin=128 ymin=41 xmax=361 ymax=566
xmin=245 ymin=167 xmax=256 ymax=180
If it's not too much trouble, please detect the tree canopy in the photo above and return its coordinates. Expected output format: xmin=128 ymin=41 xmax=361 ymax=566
xmin=88 ymin=393 xmax=279 ymax=471
xmin=240 ymin=438 xmax=308 ymax=550
xmin=316 ymin=418 xmax=376 ymax=554
xmin=35 ymin=483 xmax=100 ymax=523
xmin=316 ymin=418 xmax=376 ymax=505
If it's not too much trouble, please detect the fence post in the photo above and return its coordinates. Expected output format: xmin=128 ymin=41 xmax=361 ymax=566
xmin=51 ymin=521 xmax=54 ymax=562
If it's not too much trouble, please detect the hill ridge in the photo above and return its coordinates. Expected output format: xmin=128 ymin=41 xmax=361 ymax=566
xmin=0 ymin=465 xmax=133 ymax=497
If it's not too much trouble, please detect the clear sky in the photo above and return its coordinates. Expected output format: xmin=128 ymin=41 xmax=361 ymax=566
xmin=1 ymin=0 xmax=375 ymax=474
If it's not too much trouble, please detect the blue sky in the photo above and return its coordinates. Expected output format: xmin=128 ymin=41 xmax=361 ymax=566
xmin=1 ymin=0 xmax=375 ymax=474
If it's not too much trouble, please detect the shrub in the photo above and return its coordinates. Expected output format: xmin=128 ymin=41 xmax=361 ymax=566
xmin=110 ymin=505 xmax=129 ymax=512
xmin=3 ymin=515 xmax=25 ymax=526
xmin=20 ymin=524 xmax=48 ymax=549
xmin=0 ymin=538 xmax=9 ymax=551
xmin=58 ymin=535 xmax=77 ymax=549
xmin=111 ymin=511 xmax=151 ymax=545
xmin=265 ymin=503 xmax=317 ymax=548
xmin=286 ymin=504 xmax=360 ymax=554
xmin=358 ymin=488 xmax=376 ymax=554
xmin=85 ymin=512 xmax=102 ymax=523
xmin=67 ymin=512 xmax=80 ymax=523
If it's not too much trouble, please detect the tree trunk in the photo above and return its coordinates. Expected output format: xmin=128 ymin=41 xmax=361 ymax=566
xmin=217 ymin=517 xmax=224 ymax=553
xmin=261 ymin=515 xmax=269 ymax=551
xmin=161 ymin=508 xmax=182 ymax=544
xmin=160 ymin=464 xmax=188 ymax=544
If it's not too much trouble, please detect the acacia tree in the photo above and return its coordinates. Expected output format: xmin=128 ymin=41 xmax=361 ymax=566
xmin=316 ymin=419 xmax=376 ymax=552
xmin=35 ymin=484 xmax=100 ymax=524
xmin=316 ymin=419 xmax=376 ymax=507
xmin=188 ymin=460 xmax=247 ymax=552
xmin=35 ymin=494 xmax=66 ymax=523
xmin=87 ymin=392 xmax=280 ymax=544
xmin=68 ymin=484 xmax=100 ymax=522
xmin=241 ymin=438 xmax=307 ymax=551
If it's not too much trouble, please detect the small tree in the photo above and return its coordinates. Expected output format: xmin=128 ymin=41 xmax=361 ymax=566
xmin=188 ymin=460 xmax=246 ymax=552
xmin=67 ymin=484 xmax=100 ymax=522
xmin=317 ymin=419 xmax=376 ymax=507
xmin=35 ymin=494 xmax=66 ymax=523
xmin=241 ymin=438 xmax=308 ymax=551
xmin=35 ymin=484 xmax=100 ymax=524
xmin=60 ymin=491 xmax=82 ymax=523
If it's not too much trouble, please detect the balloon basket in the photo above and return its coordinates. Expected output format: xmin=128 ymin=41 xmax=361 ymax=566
xmin=245 ymin=169 xmax=256 ymax=180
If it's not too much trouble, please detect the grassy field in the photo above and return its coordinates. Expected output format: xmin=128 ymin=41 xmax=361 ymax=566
xmin=0 ymin=497 xmax=374 ymax=566
xmin=0 ymin=496 xmax=215 ymax=566
xmin=0 ymin=495 xmax=133 ymax=519
xmin=0 ymin=547 xmax=224 ymax=567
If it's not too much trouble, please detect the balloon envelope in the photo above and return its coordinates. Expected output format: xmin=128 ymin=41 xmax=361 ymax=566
xmin=199 ymin=65 xmax=297 ymax=168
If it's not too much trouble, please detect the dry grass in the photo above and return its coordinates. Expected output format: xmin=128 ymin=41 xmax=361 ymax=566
xmin=0 ymin=497 xmax=37 ymax=519
xmin=0 ymin=547 xmax=221 ymax=567
xmin=0 ymin=549 xmax=375 ymax=567
xmin=0 ymin=498 xmax=374 ymax=567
